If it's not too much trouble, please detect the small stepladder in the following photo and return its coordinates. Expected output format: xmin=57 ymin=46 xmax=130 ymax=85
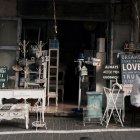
xmin=47 ymin=39 xmax=59 ymax=106
xmin=101 ymin=81 xmax=124 ymax=128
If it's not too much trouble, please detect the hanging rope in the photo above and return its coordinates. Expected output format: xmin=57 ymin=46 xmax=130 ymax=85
xmin=53 ymin=0 xmax=57 ymax=35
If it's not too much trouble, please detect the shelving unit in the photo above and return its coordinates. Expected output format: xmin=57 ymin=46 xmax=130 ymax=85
xmin=19 ymin=41 xmax=48 ymax=91
xmin=47 ymin=39 xmax=59 ymax=106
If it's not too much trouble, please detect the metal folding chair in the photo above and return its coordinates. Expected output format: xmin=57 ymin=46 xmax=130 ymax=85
xmin=101 ymin=83 xmax=124 ymax=128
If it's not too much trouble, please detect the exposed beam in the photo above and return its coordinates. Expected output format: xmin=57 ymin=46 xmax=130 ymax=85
xmin=21 ymin=0 xmax=110 ymax=4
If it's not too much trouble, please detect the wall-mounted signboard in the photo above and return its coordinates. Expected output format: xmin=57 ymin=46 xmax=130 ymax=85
xmin=120 ymin=54 xmax=140 ymax=84
xmin=103 ymin=64 xmax=120 ymax=80
xmin=0 ymin=66 xmax=8 ymax=88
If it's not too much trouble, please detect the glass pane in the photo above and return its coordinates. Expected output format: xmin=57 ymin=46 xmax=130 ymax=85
xmin=50 ymin=58 xmax=57 ymax=66
xmin=0 ymin=20 xmax=17 ymax=46
xmin=50 ymin=68 xmax=57 ymax=75
xmin=50 ymin=50 xmax=57 ymax=57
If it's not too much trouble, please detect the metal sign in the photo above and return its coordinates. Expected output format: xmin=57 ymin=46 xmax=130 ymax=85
xmin=120 ymin=54 xmax=140 ymax=84
xmin=0 ymin=66 xmax=8 ymax=88
xmin=103 ymin=64 xmax=120 ymax=80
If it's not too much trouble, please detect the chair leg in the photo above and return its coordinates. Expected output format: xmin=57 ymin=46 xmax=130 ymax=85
xmin=47 ymin=97 xmax=49 ymax=106
xmin=62 ymin=89 xmax=64 ymax=102
xmin=58 ymin=88 xmax=64 ymax=102
xmin=56 ymin=96 xmax=58 ymax=106
xmin=134 ymin=112 xmax=136 ymax=126
xmin=131 ymin=111 xmax=135 ymax=127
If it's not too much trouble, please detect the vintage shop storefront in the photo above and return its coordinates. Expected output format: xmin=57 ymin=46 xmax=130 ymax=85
xmin=0 ymin=0 xmax=137 ymax=118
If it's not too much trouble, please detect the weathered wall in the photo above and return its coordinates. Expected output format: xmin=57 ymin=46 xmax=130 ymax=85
xmin=0 ymin=20 xmax=17 ymax=46
xmin=0 ymin=19 xmax=19 ymax=88
xmin=110 ymin=1 xmax=132 ymax=64
xmin=18 ymin=0 xmax=108 ymax=21
xmin=0 ymin=0 xmax=17 ymax=17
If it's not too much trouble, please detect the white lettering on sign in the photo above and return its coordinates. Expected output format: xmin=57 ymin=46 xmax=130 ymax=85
xmin=122 ymin=63 xmax=140 ymax=71
xmin=121 ymin=55 xmax=140 ymax=60
xmin=0 ymin=69 xmax=6 ymax=73
xmin=105 ymin=65 xmax=119 ymax=69
xmin=103 ymin=76 xmax=119 ymax=79
xmin=121 ymin=54 xmax=140 ymax=84
xmin=122 ymin=74 xmax=135 ymax=80
xmin=2 ymin=83 xmax=5 ymax=88
xmin=0 ymin=74 xmax=3 ymax=78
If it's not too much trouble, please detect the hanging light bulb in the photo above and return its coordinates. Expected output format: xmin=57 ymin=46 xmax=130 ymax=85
xmin=81 ymin=65 xmax=88 ymax=76
xmin=81 ymin=65 xmax=87 ymax=82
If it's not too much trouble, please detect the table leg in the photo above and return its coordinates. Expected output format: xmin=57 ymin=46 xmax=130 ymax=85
xmin=42 ymin=97 xmax=46 ymax=107
xmin=42 ymin=97 xmax=46 ymax=122
xmin=25 ymin=113 xmax=29 ymax=129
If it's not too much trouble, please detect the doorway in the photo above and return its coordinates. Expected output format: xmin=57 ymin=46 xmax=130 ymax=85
xmin=21 ymin=19 xmax=107 ymax=108
xmin=57 ymin=20 xmax=106 ymax=104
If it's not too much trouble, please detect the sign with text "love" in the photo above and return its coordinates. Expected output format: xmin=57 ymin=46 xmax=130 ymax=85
xmin=120 ymin=54 xmax=140 ymax=84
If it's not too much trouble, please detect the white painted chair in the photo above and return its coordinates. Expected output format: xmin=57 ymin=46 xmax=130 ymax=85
xmin=101 ymin=82 xmax=124 ymax=128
